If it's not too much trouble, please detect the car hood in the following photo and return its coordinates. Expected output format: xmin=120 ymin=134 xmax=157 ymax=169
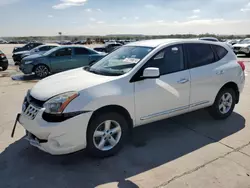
xmin=30 ymin=68 xmax=116 ymax=101
xmin=233 ymin=43 xmax=250 ymax=48
xmin=22 ymin=54 xmax=43 ymax=61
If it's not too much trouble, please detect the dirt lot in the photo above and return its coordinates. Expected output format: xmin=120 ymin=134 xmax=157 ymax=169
xmin=1 ymin=44 xmax=250 ymax=188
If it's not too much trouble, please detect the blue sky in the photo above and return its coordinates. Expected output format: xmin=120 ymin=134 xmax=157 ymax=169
xmin=1 ymin=0 xmax=250 ymax=36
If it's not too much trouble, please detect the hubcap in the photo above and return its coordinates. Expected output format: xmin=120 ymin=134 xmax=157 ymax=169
xmin=219 ymin=92 xmax=233 ymax=114
xmin=35 ymin=66 xmax=48 ymax=77
xmin=93 ymin=120 xmax=122 ymax=151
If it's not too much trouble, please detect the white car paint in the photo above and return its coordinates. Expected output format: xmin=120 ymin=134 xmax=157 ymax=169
xmin=18 ymin=39 xmax=245 ymax=155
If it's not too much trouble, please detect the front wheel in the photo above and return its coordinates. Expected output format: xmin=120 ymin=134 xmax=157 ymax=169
xmin=208 ymin=88 xmax=236 ymax=120
xmin=34 ymin=65 xmax=50 ymax=78
xmin=86 ymin=112 xmax=128 ymax=157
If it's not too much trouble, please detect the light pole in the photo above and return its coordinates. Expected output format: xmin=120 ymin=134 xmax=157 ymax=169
xmin=58 ymin=32 xmax=62 ymax=44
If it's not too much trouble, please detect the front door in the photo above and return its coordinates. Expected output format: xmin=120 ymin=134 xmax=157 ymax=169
xmin=134 ymin=44 xmax=191 ymax=125
xmin=50 ymin=47 xmax=73 ymax=73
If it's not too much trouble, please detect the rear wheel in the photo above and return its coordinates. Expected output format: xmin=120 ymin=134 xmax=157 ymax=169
xmin=34 ymin=64 xmax=50 ymax=78
xmin=208 ymin=88 xmax=236 ymax=120
xmin=1 ymin=66 xmax=8 ymax=71
xmin=87 ymin=112 xmax=128 ymax=157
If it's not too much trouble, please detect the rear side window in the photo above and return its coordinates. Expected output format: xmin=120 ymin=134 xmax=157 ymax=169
xmin=186 ymin=43 xmax=215 ymax=68
xmin=211 ymin=45 xmax=228 ymax=60
xmin=74 ymin=48 xmax=90 ymax=55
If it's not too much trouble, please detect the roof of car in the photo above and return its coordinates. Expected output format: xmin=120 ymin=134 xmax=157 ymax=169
xmin=125 ymin=38 xmax=223 ymax=48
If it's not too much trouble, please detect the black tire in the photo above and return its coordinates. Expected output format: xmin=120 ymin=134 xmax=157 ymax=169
xmin=246 ymin=53 xmax=250 ymax=57
xmin=14 ymin=61 xmax=20 ymax=66
xmin=1 ymin=66 xmax=8 ymax=71
xmin=86 ymin=112 xmax=128 ymax=158
xmin=208 ymin=88 xmax=236 ymax=120
xmin=34 ymin=64 xmax=50 ymax=78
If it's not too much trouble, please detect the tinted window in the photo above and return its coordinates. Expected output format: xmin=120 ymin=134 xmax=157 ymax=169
xmin=39 ymin=46 xmax=50 ymax=51
xmin=211 ymin=45 xmax=228 ymax=60
xmin=55 ymin=48 xmax=72 ymax=57
xmin=74 ymin=48 xmax=90 ymax=55
xmin=186 ymin=43 xmax=215 ymax=68
xmin=146 ymin=45 xmax=184 ymax=75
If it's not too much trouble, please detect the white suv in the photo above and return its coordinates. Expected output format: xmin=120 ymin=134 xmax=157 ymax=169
xmin=15 ymin=39 xmax=245 ymax=157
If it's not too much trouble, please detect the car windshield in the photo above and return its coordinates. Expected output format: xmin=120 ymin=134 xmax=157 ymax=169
xmin=239 ymin=40 xmax=250 ymax=44
xmin=87 ymin=46 xmax=153 ymax=76
xmin=43 ymin=46 xmax=61 ymax=56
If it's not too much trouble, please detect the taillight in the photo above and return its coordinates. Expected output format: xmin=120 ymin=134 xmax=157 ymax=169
xmin=0 ymin=54 xmax=6 ymax=58
xmin=237 ymin=61 xmax=245 ymax=71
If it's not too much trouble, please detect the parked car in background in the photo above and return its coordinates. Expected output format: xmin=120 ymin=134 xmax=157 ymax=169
xmin=16 ymin=39 xmax=245 ymax=157
xmin=74 ymin=40 xmax=87 ymax=45
xmin=12 ymin=44 xmax=60 ymax=65
xmin=233 ymin=38 xmax=250 ymax=56
xmin=0 ymin=39 xmax=8 ymax=44
xmin=0 ymin=50 xmax=8 ymax=71
xmin=200 ymin=37 xmax=219 ymax=42
xmin=20 ymin=46 xmax=105 ymax=78
xmin=12 ymin=42 xmax=43 ymax=53
xmin=199 ymin=37 xmax=233 ymax=49
xmin=94 ymin=42 xmax=123 ymax=53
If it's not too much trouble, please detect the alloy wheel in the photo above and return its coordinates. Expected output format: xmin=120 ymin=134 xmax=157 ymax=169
xmin=219 ymin=92 xmax=233 ymax=114
xmin=35 ymin=65 xmax=49 ymax=78
xmin=93 ymin=120 xmax=122 ymax=151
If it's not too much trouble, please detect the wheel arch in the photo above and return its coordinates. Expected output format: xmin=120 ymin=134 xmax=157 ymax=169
xmin=87 ymin=105 xmax=134 ymax=134
xmin=217 ymin=82 xmax=239 ymax=104
xmin=32 ymin=63 xmax=50 ymax=73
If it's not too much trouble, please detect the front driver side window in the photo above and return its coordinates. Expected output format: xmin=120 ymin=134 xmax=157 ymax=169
xmin=55 ymin=48 xmax=72 ymax=57
xmin=146 ymin=45 xmax=185 ymax=75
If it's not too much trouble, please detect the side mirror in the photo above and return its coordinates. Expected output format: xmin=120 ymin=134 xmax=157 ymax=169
xmin=142 ymin=67 xmax=160 ymax=79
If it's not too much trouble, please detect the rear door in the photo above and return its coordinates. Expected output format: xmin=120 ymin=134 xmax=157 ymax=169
xmin=72 ymin=47 xmax=91 ymax=68
xmin=185 ymin=43 xmax=225 ymax=111
xmin=50 ymin=47 xmax=73 ymax=73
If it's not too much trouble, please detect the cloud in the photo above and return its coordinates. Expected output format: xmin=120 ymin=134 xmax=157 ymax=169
xmin=89 ymin=17 xmax=96 ymax=21
xmin=135 ymin=16 xmax=139 ymax=20
xmin=97 ymin=21 xmax=105 ymax=24
xmin=85 ymin=8 xmax=92 ymax=12
xmin=240 ymin=2 xmax=250 ymax=12
xmin=193 ymin=9 xmax=201 ymax=13
xmin=48 ymin=15 xmax=54 ymax=18
xmin=187 ymin=15 xmax=199 ymax=19
xmin=53 ymin=0 xmax=87 ymax=10
xmin=122 ymin=17 xmax=127 ymax=20
xmin=96 ymin=8 xmax=102 ymax=12
xmin=156 ymin=20 xmax=164 ymax=23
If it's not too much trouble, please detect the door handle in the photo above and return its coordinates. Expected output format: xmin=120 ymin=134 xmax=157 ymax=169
xmin=216 ymin=70 xmax=225 ymax=75
xmin=177 ymin=78 xmax=189 ymax=84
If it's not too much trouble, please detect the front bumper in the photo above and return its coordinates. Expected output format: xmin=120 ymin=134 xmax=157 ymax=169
xmin=18 ymin=105 xmax=93 ymax=155
xmin=19 ymin=63 xmax=34 ymax=74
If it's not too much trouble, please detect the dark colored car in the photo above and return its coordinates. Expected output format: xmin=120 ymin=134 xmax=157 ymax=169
xmin=0 ymin=50 xmax=8 ymax=71
xmin=12 ymin=42 xmax=43 ymax=53
xmin=94 ymin=43 xmax=123 ymax=53
xmin=12 ymin=44 xmax=59 ymax=65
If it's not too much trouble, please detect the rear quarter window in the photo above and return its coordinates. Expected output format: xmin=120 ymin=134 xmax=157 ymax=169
xmin=211 ymin=45 xmax=228 ymax=60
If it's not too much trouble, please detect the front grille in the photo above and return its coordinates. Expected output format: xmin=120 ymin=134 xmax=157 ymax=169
xmin=23 ymin=104 xmax=39 ymax=120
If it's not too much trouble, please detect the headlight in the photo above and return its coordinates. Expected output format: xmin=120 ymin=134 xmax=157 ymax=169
xmin=24 ymin=60 xmax=33 ymax=64
xmin=43 ymin=91 xmax=79 ymax=114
